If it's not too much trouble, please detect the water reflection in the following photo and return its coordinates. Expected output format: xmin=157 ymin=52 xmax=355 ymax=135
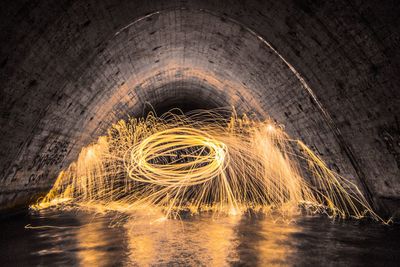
xmin=75 ymin=219 xmax=123 ymax=266
xmin=0 ymin=210 xmax=399 ymax=266
xmin=234 ymin=215 xmax=299 ymax=266
xmin=125 ymin=212 xmax=241 ymax=266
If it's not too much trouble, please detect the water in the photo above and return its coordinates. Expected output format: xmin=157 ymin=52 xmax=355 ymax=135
xmin=0 ymin=209 xmax=399 ymax=266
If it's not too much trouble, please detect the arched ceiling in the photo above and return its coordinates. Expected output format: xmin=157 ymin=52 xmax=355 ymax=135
xmin=0 ymin=0 xmax=399 ymax=216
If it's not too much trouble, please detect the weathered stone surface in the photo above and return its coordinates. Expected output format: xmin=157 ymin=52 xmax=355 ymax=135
xmin=0 ymin=0 xmax=399 ymax=217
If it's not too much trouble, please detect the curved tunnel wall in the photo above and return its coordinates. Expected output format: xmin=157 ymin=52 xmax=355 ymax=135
xmin=0 ymin=0 xmax=399 ymax=216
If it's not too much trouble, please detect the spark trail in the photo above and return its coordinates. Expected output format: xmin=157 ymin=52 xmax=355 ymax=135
xmin=33 ymin=109 xmax=382 ymax=221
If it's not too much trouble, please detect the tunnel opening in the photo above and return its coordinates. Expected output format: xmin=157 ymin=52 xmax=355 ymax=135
xmin=130 ymin=81 xmax=234 ymax=119
xmin=138 ymin=94 xmax=225 ymax=117
xmin=147 ymin=98 xmax=219 ymax=116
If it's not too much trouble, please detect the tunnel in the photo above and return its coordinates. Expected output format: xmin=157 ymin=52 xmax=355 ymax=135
xmin=1 ymin=0 xmax=400 ymax=266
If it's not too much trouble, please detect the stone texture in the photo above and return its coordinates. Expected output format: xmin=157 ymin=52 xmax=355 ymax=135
xmin=0 ymin=0 xmax=399 ymax=217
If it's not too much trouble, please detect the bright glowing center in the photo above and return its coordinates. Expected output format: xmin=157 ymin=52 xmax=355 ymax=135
xmin=126 ymin=127 xmax=228 ymax=187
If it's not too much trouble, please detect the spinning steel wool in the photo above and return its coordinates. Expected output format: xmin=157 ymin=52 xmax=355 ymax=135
xmin=33 ymin=109 xmax=381 ymax=221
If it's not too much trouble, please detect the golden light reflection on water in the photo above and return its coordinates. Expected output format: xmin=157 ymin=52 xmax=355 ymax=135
xmin=76 ymin=221 xmax=111 ymax=266
xmin=256 ymin=219 xmax=299 ymax=266
xmin=15 ymin=208 xmax=400 ymax=267
xmin=124 ymin=213 xmax=241 ymax=266
xmin=69 ymin=211 xmax=300 ymax=266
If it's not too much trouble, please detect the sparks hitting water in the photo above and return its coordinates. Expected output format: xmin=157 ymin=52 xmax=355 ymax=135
xmin=32 ymin=109 xmax=381 ymax=221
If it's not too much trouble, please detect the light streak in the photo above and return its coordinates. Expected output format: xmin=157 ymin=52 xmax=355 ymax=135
xmin=32 ymin=109 xmax=383 ymax=222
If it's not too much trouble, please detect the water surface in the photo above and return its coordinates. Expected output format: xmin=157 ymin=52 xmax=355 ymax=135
xmin=0 ymin=209 xmax=398 ymax=266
